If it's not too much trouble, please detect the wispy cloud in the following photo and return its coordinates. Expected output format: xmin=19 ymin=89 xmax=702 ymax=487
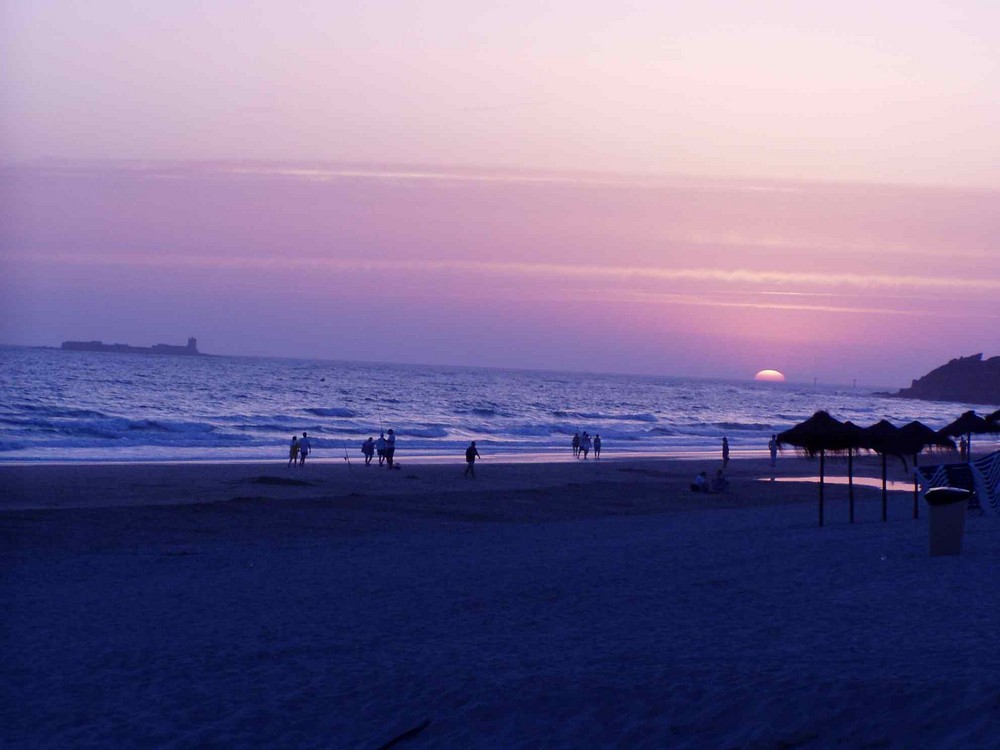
xmin=16 ymin=252 xmax=1000 ymax=295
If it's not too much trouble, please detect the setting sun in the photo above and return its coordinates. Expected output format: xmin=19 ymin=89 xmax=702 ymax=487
xmin=754 ymin=369 xmax=786 ymax=382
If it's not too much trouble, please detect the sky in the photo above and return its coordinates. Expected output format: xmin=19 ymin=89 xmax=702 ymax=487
xmin=1 ymin=1 xmax=998 ymax=385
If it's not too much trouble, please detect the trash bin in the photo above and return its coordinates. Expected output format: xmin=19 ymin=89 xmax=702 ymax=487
xmin=924 ymin=487 xmax=971 ymax=556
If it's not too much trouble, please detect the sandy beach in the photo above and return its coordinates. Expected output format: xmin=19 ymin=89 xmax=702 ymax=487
xmin=2 ymin=455 xmax=998 ymax=748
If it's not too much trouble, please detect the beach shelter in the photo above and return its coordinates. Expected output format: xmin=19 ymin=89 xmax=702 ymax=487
xmin=939 ymin=411 xmax=994 ymax=462
xmin=987 ymin=409 xmax=1000 ymax=430
xmin=860 ymin=420 xmax=904 ymax=522
xmin=897 ymin=421 xmax=956 ymax=519
xmin=777 ymin=411 xmax=861 ymax=527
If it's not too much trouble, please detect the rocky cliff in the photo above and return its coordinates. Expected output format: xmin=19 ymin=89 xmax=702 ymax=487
xmin=895 ymin=353 xmax=1000 ymax=406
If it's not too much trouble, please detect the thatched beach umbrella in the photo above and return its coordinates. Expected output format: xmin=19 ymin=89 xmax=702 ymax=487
xmin=860 ymin=420 xmax=903 ymax=522
xmin=777 ymin=411 xmax=861 ymax=527
xmin=898 ymin=421 xmax=956 ymax=519
xmin=939 ymin=411 xmax=994 ymax=461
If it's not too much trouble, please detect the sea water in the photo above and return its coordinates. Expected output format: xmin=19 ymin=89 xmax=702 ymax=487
xmin=0 ymin=346 xmax=990 ymax=463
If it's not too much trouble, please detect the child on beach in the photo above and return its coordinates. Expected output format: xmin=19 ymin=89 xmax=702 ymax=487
xmin=287 ymin=436 xmax=299 ymax=468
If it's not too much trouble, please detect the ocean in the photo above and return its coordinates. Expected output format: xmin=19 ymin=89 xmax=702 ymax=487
xmin=0 ymin=346 xmax=990 ymax=463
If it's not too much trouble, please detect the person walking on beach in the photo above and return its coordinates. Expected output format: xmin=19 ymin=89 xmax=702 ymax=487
xmin=287 ymin=436 xmax=299 ymax=468
xmin=464 ymin=440 xmax=481 ymax=478
xmin=298 ymin=432 xmax=312 ymax=467
xmin=375 ymin=433 xmax=387 ymax=466
xmin=362 ymin=437 xmax=375 ymax=466
xmin=722 ymin=436 xmax=730 ymax=468
xmin=594 ymin=434 xmax=602 ymax=458
xmin=580 ymin=431 xmax=592 ymax=459
xmin=768 ymin=434 xmax=778 ymax=467
xmin=385 ymin=429 xmax=396 ymax=468
xmin=572 ymin=432 xmax=580 ymax=458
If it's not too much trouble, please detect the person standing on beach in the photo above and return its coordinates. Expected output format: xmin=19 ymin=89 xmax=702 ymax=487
xmin=287 ymin=436 xmax=299 ymax=468
xmin=594 ymin=434 xmax=602 ymax=458
xmin=464 ymin=440 xmax=481 ymax=478
xmin=385 ymin=429 xmax=396 ymax=468
xmin=722 ymin=436 xmax=730 ymax=468
xmin=572 ymin=432 xmax=580 ymax=458
xmin=298 ymin=432 xmax=312 ymax=467
xmin=580 ymin=432 xmax=592 ymax=459
xmin=375 ymin=433 xmax=387 ymax=466
xmin=362 ymin=437 xmax=375 ymax=466
xmin=768 ymin=434 xmax=778 ymax=467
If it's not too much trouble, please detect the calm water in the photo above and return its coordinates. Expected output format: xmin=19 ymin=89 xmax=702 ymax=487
xmin=0 ymin=346 xmax=992 ymax=463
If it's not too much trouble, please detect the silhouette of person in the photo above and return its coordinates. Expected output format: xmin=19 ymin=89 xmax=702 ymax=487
xmin=572 ymin=432 xmax=580 ymax=457
xmin=692 ymin=471 xmax=709 ymax=493
xmin=362 ymin=437 xmax=375 ymax=465
xmin=298 ymin=431 xmax=312 ymax=467
xmin=959 ymin=436 xmax=968 ymax=461
xmin=385 ymin=429 xmax=396 ymax=468
xmin=769 ymin=434 xmax=778 ymax=467
xmin=375 ymin=433 xmax=387 ymax=466
xmin=287 ymin=436 xmax=299 ymax=468
xmin=722 ymin=436 xmax=730 ymax=468
xmin=594 ymin=434 xmax=602 ymax=458
xmin=464 ymin=440 xmax=481 ymax=478
xmin=580 ymin=431 xmax=592 ymax=459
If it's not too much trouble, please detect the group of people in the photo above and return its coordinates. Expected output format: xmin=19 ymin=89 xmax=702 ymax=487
xmin=691 ymin=469 xmax=729 ymax=494
xmin=571 ymin=432 xmax=602 ymax=459
xmin=287 ymin=432 xmax=312 ymax=467
xmin=360 ymin=430 xmax=397 ymax=468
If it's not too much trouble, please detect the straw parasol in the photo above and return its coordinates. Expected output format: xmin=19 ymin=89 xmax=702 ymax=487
xmin=897 ymin=421 xmax=956 ymax=519
xmin=939 ymin=410 xmax=995 ymax=461
xmin=860 ymin=420 xmax=904 ymax=522
xmin=777 ymin=411 xmax=861 ymax=526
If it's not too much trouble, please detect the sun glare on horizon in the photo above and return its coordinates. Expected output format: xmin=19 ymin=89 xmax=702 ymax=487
xmin=754 ymin=369 xmax=786 ymax=382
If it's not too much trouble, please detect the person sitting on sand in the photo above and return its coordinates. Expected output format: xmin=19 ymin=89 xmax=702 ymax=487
xmin=298 ymin=431 xmax=312 ymax=467
xmin=362 ymin=437 xmax=375 ymax=466
xmin=464 ymin=440 xmax=481 ymax=478
xmin=594 ymin=434 xmax=602 ymax=458
xmin=375 ymin=433 xmax=387 ymax=466
xmin=287 ymin=436 xmax=299 ymax=468
xmin=712 ymin=469 xmax=729 ymax=493
xmin=691 ymin=471 xmax=709 ymax=493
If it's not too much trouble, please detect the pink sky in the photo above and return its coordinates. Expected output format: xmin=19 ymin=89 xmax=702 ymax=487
xmin=1 ymin=3 xmax=998 ymax=384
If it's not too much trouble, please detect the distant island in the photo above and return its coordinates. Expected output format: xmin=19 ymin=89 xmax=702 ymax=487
xmin=894 ymin=353 xmax=1000 ymax=406
xmin=61 ymin=337 xmax=205 ymax=356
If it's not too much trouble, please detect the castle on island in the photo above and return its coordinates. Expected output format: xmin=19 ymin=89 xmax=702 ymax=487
xmin=61 ymin=337 xmax=204 ymax=356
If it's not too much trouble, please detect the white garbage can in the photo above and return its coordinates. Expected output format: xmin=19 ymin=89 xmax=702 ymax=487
xmin=924 ymin=487 xmax=971 ymax=557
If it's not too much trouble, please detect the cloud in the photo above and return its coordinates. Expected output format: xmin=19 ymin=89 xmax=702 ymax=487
xmin=14 ymin=252 xmax=1000 ymax=295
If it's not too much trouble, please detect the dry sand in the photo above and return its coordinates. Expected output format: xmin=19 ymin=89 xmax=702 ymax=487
xmin=2 ymin=455 xmax=998 ymax=748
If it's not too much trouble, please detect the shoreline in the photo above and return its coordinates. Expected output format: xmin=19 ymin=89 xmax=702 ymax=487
xmin=0 ymin=453 xmax=925 ymax=513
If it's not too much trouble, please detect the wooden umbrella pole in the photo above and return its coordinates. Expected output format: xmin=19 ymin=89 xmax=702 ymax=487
xmin=819 ymin=449 xmax=825 ymax=527
xmin=848 ymin=448 xmax=855 ymax=524
xmin=881 ymin=452 xmax=888 ymax=522
xmin=912 ymin=453 xmax=919 ymax=519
